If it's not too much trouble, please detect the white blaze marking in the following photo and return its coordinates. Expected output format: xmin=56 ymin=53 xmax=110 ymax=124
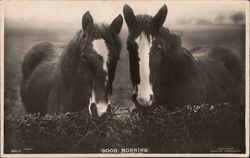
xmin=92 ymin=39 xmax=109 ymax=72
xmin=135 ymin=33 xmax=153 ymax=102
xmin=89 ymin=39 xmax=109 ymax=116
xmin=89 ymin=39 xmax=109 ymax=117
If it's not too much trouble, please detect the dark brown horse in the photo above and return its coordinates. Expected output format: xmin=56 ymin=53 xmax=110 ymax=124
xmin=20 ymin=11 xmax=123 ymax=117
xmin=123 ymin=4 xmax=243 ymax=109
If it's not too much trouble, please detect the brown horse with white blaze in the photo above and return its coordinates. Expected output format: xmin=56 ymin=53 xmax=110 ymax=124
xmin=20 ymin=11 xmax=123 ymax=117
xmin=123 ymin=4 xmax=243 ymax=109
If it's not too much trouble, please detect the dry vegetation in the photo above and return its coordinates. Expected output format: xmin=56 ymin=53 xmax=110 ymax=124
xmin=5 ymin=103 xmax=245 ymax=153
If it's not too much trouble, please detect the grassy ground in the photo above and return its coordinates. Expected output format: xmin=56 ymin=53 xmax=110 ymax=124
xmin=4 ymin=24 xmax=246 ymax=153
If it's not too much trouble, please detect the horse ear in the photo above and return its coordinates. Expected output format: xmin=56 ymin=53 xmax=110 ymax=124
xmin=110 ymin=14 xmax=123 ymax=34
xmin=123 ymin=4 xmax=136 ymax=28
xmin=153 ymin=4 xmax=168 ymax=31
xmin=82 ymin=11 xmax=94 ymax=35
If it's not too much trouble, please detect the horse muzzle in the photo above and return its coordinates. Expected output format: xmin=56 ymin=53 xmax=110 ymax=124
xmin=132 ymin=86 xmax=154 ymax=108
xmin=89 ymin=102 xmax=111 ymax=118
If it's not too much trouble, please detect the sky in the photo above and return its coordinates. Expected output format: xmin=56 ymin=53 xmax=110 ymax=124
xmin=4 ymin=0 xmax=247 ymax=30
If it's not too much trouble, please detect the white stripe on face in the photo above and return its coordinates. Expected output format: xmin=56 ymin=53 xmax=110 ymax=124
xmin=92 ymin=38 xmax=109 ymax=72
xmin=90 ymin=39 xmax=110 ymax=117
xmin=135 ymin=33 xmax=153 ymax=102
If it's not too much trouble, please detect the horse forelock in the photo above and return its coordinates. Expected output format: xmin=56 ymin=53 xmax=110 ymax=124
xmin=59 ymin=22 xmax=122 ymax=92
xmin=136 ymin=15 xmax=153 ymax=34
xmin=95 ymin=24 xmax=121 ymax=60
xmin=127 ymin=15 xmax=154 ymax=41
xmin=67 ymin=24 xmax=122 ymax=59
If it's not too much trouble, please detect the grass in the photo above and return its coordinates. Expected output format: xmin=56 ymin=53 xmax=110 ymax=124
xmin=5 ymin=103 xmax=245 ymax=153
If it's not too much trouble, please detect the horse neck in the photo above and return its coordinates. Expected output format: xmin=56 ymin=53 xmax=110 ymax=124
xmin=59 ymin=32 xmax=83 ymax=87
xmin=163 ymin=31 xmax=197 ymax=81
xmin=165 ymin=31 xmax=182 ymax=54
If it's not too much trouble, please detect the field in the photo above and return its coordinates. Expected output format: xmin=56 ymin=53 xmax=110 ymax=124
xmin=4 ymin=24 xmax=246 ymax=153
xmin=4 ymin=24 xmax=245 ymax=115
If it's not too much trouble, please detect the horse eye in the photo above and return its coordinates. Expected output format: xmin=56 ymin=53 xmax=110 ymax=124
xmin=154 ymin=44 xmax=161 ymax=56
xmin=157 ymin=45 xmax=161 ymax=52
xmin=105 ymin=75 xmax=108 ymax=81
xmin=81 ymin=53 xmax=87 ymax=62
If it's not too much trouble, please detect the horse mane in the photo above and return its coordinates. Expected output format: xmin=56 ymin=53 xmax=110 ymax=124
xmin=59 ymin=30 xmax=85 ymax=88
xmin=159 ymin=27 xmax=182 ymax=54
xmin=158 ymin=27 xmax=197 ymax=81
xmin=128 ymin=14 xmax=153 ymax=41
xmin=67 ymin=30 xmax=85 ymax=55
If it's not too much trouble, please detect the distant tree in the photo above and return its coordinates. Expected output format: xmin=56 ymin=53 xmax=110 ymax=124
xmin=230 ymin=12 xmax=245 ymax=25
xmin=195 ymin=19 xmax=212 ymax=25
xmin=176 ymin=17 xmax=192 ymax=25
xmin=215 ymin=15 xmax=225 ymax=24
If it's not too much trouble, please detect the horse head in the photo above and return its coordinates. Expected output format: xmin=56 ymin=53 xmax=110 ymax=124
xmin=80 ymin=11 xmax=123 ymax=117
xmin=123 ymin=4 xmax=168 ymax=107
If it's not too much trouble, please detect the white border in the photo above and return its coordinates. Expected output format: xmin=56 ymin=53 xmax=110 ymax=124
xmin=245 ymin=0 xmax=249 ymax=157
xmin=0 ymin=0 xmax=249 ymax=157
xmin=1 ymin=0 xmax=5 ymax=157
xmin=0 ymin=153 xmax=249 ymax=157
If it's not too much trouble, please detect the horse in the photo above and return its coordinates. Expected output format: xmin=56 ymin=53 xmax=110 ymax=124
xmin=20 ymin=11 xmax=123 ymax=117
xmin=123 ymin=4 xmax=243 ymax=109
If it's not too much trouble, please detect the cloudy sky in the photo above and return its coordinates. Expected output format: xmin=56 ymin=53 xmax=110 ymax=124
xmin=4 ymin=0 xmax=247 ymax=30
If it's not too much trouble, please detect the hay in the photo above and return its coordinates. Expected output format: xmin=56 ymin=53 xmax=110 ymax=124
xmin=4 ymin=103 xmax=245 ymax=153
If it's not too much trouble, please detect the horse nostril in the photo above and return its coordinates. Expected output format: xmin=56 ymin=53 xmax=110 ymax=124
xmin=150 ymin=95 xmax=154 ymax=101
xmin=132 ymin=93 xmax=137 ymax=102
xmin=136 ymin=96 xmax=153 ymax=107
xmin=106 ymin=104 xmax=112 ymax=113
xmin=90 ymin=103 xmax=98 ymax=118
